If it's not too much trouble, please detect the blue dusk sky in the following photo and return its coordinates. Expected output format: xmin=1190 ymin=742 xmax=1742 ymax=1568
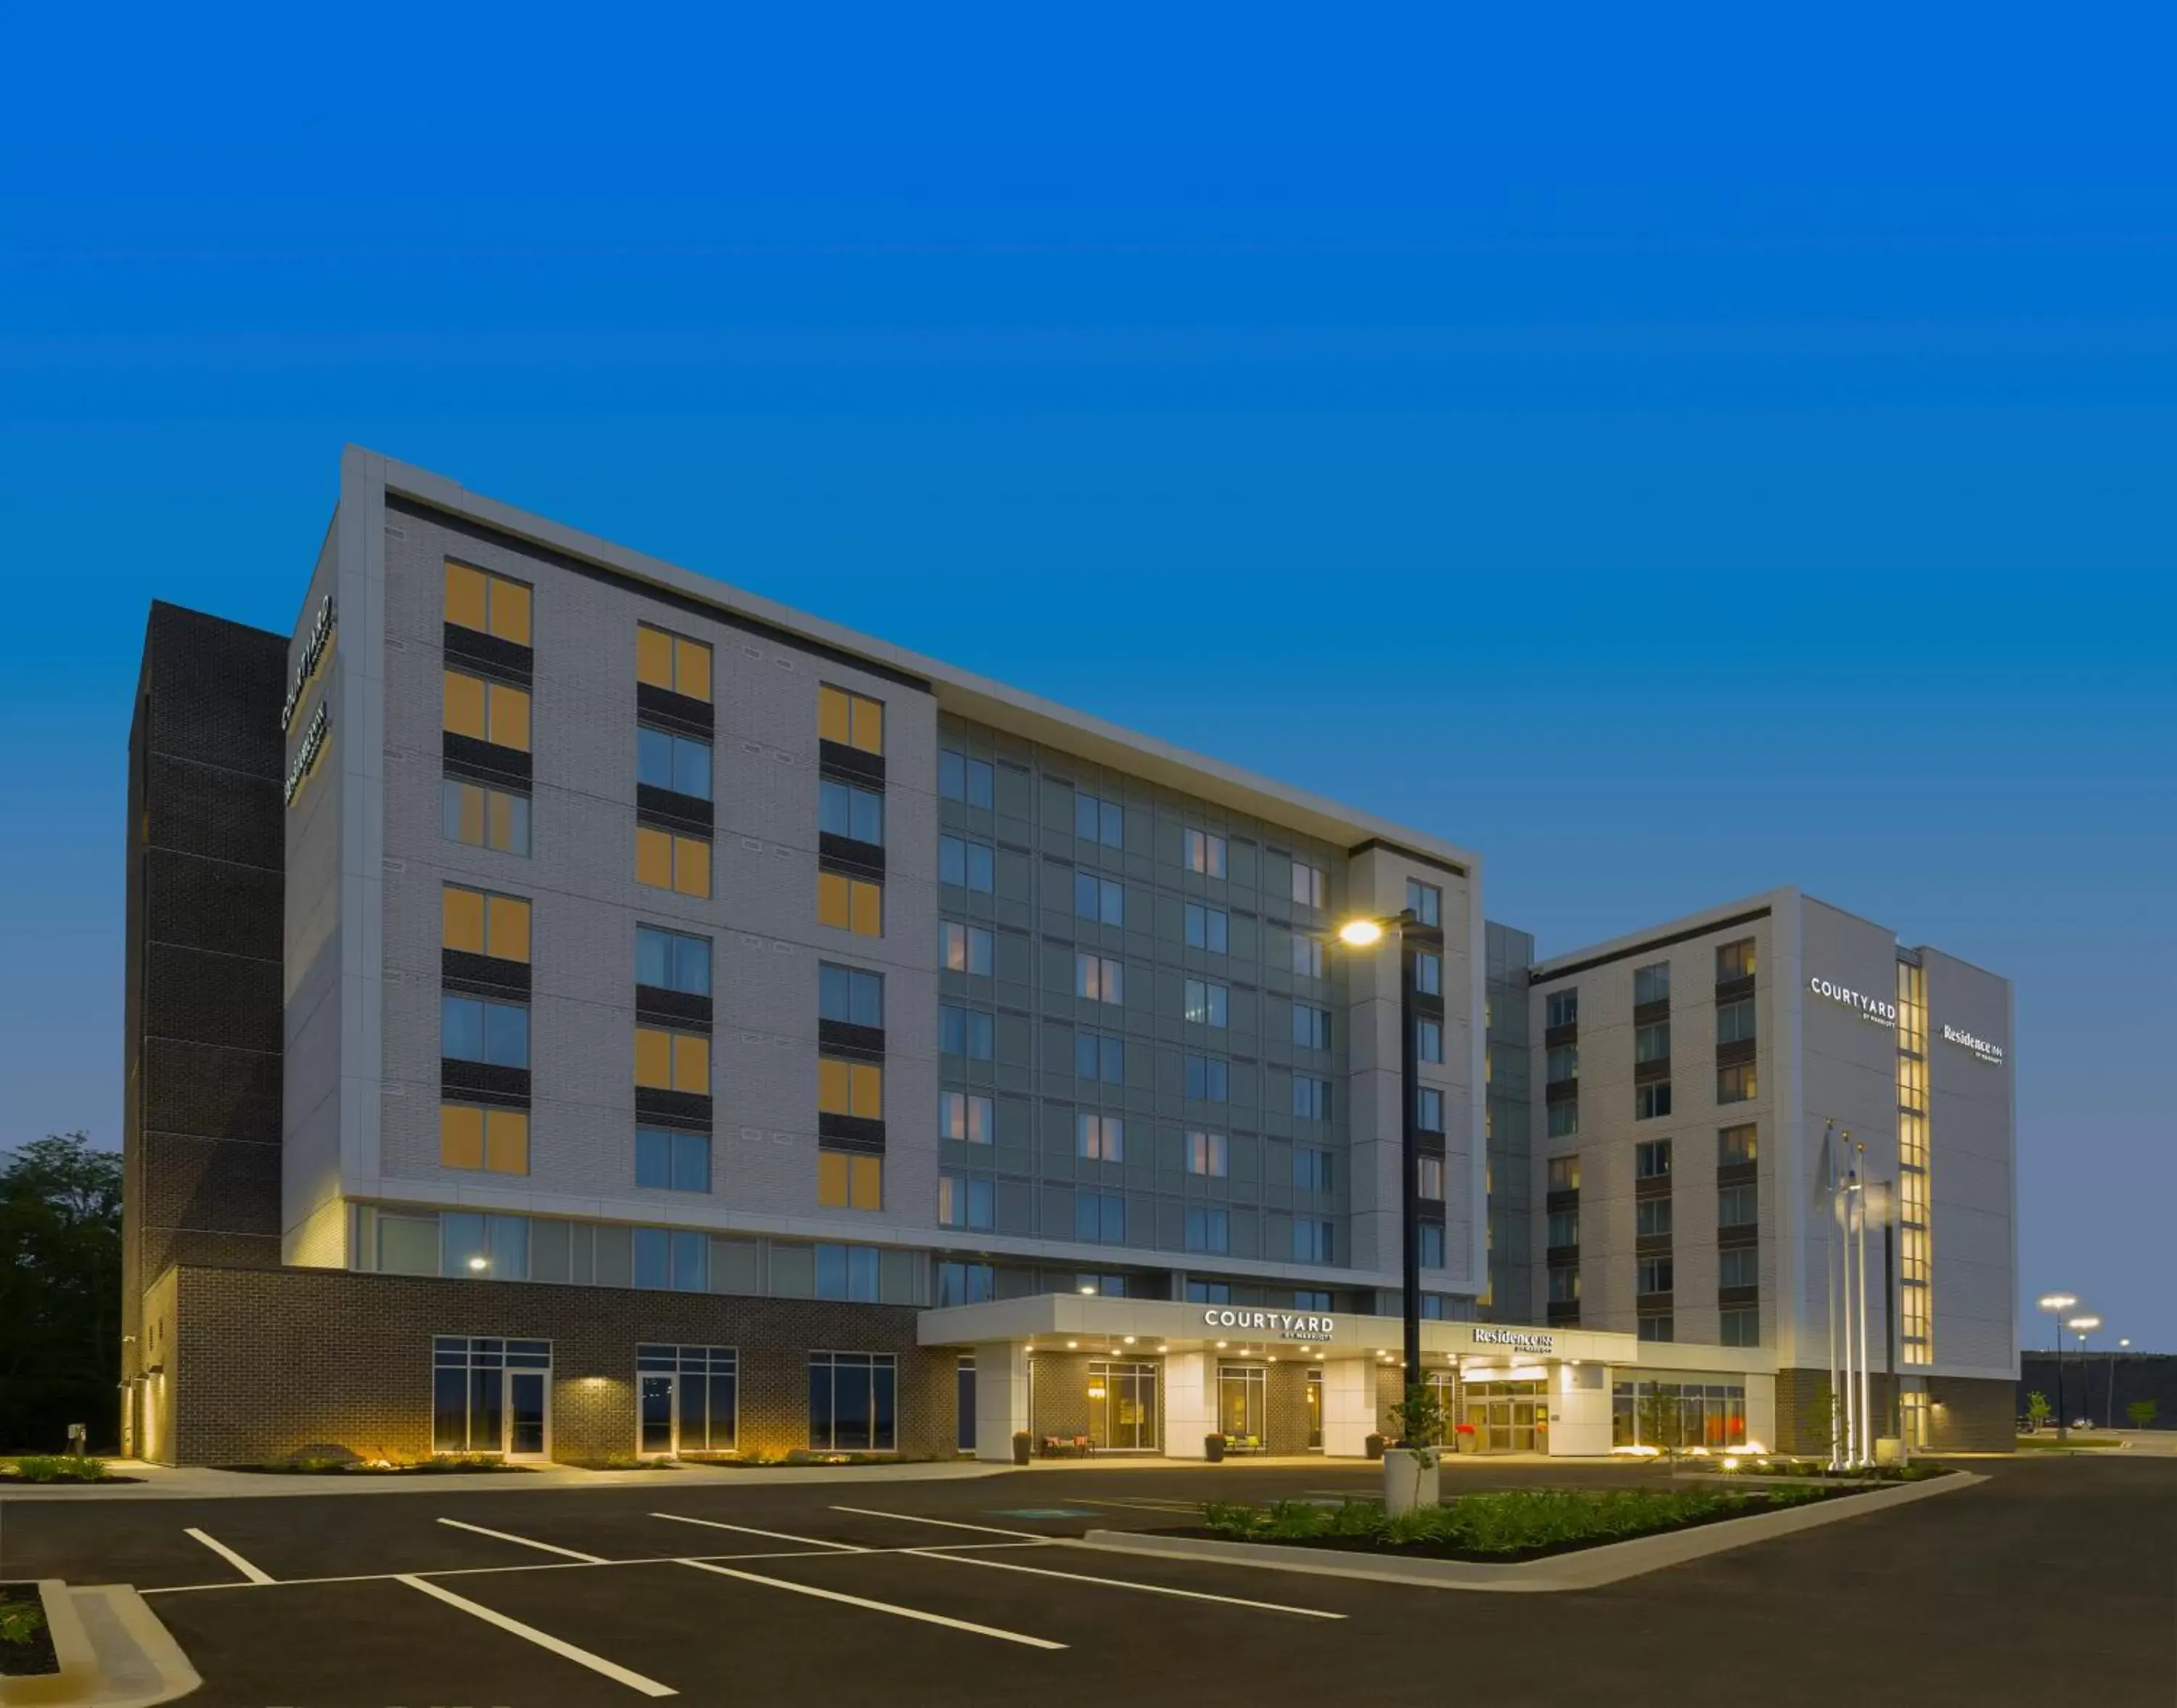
xmin=2 ymin=5 xmax=2170 ymax=1350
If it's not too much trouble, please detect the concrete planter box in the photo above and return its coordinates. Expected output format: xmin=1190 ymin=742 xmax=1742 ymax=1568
xmin=1382 ymin=1448 xmax=1440 ymax=1514
xmin=0 ymin=1581 xmax=96 ymax=1707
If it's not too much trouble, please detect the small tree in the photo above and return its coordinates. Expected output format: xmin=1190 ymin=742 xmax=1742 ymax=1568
xmin=1637 ymin=1389 xmax=1681 ymax=1466
xmin=1387 ymin=1384 xmax=1446 ymax=1455
xmin=2024 ymin=1391 xmax=2052 ymax=1432
xmin=1800 ymin=1376 xmax=1839 ymax=1457
xmin=2125 ymin=1398 xmax=2158 ymax=1430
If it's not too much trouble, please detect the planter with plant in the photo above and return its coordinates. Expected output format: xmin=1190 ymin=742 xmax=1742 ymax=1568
xmin=0 ymin=1584 xmax=58 ymax=1680
xmin=1382 ymin=1384 xmax=1446 ymax=1514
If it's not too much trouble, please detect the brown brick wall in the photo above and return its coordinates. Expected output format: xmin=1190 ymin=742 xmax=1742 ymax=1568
xmin=160 ymin=1264 xmax=956 ymax=1466
xmin=1927 ymin=1375 xmax=2015 ymax=1452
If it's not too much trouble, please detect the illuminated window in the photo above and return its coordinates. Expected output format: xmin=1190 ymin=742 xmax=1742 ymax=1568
xmin=443 ymin=670 xmax=530 ymax=751
xmin=443 ymin=779 xmax=530 ymax=855
xmin=1548 ymin=1154 xmax=1581 ymax=1192
xmin=940 ymin=921 xmax=992 ymax=974
xmin=818 ymin=869 xmax=882 ymax=936
xmin=937 ymin=1173 xmax=993 ymax=1228
xmin=818 ymin=1056 xmax=885 ymax=1120
xmin=444 ymin=561 xmax=532 ymax=645
xmin=1075 ymin=1113 xmax=1124 ymax=1161
xmin=1076 ymin=953 xmax=1124 ymax=1004
xmin=1184 ymin=829 xmax=1227 ymax=877
xmin=1716 ymin=937 xmax=1757 ymax=981
xmin=636 ymin=826 xmax=711 ymax=898
xmin=441 ymin=884 xmax=532 ymax=962
xmin=1898 ymin=958 xmax=1932 ymax=1364
xmin=439 ymin=1104 xmax=529 ymax=1174
xmin=1186 ymin=1130 xmax=1226 ymax=1176
xmin=635 ymin=1025 xmax=710 ymax=1094
xmin=1718 ymin=1123 xmax=1758 ymax=1165
xmin=817 ymin=684 xmax=884 ymax=754
xmin=635 ymin=624 xmax=713 ymax=702
xmin=1183 ymin=979 xmax=1227 ymax=1027
xmin=1718 ymin=1062 xmax=1757 ymax=1104
xmin=817 ymin=1150 xmax=884 ymax=1210
xmin=941 ymin=1091 xmax=992 ymax=1144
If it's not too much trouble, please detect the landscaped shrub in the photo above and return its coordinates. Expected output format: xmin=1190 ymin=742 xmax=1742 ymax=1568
xmin=2 ymin=1455 xmax=110 ymax=1483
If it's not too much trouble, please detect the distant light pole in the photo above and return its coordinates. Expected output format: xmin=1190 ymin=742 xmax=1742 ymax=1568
xmin=2067 ymin=1315 xmax=2102 ymax=1429
xmin=1337 ymin=910 xmax=1422 ymax=1394
xmin=2110 ymin=1337 xmax=2130 ymax=1429
xmin=2037 ymin=1294 xmax=2078 ymax=1441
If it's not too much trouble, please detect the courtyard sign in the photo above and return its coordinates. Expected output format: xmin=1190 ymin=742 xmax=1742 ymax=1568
xmin=1808 ymin=974 xmax=1896 ymax=1025
xmin=1472 ymin=1327 xmax=1555 ymax=1355
xmin=1200 ymin=1309 xmax=1335 ymax=1342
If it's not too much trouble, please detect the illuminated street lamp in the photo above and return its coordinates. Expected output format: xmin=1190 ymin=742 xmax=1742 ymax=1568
xmin=2038 ymin=1293 xmax=2078 ymax=1441
xmin=2067 ymin=1315 xmax=2102 ymax=1429
xmin=1336 ymin=909 xmax=1421 ymax=1397
xmin=2110 ymin=1337 xmax=2131 ymax=1429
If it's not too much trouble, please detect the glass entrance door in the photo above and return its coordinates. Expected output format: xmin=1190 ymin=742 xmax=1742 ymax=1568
xmin=1461 ymin=1381 xmax=1544 ymax=1453
xmin=432 ymin=1337 xmax=552 ymax=1458
xmin=1305 ymin=1368 xmax=1323 ymax=1450
xmin=1087 ymin=1361 xmax=1158 ymax=1451
xmin=1217 ymin=1364 xmax=1267 ymax=1452
xmin=640 ymin=1375 xmax=676 ymax=1454
xmin=507 ymin=1371 xmax=548 ymax=1456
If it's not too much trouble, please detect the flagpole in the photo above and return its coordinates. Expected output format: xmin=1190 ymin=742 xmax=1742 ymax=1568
xmin=1841 ymin=1131 xmax=1859 ymax=1466
xmin=1856 ymin=1141 xmax=1873 ymax=1464
xmin=1823 ymin=1121 xmax=1842 ymax=1468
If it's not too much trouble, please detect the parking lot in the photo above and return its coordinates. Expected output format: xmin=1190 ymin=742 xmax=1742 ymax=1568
xmin=4 ymin=1456 xmax=2170 ymax=1706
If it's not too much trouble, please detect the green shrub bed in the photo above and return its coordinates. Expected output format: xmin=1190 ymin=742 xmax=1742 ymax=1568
xmin=0 ymin=1456 xmax=137 ymax=1485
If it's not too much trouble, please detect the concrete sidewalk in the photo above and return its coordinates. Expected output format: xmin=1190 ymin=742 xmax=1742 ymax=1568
xmin=1 ymin=1457 xmax=1010 ymax=1501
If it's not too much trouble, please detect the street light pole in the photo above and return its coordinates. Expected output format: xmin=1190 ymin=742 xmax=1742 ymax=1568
xmin=2037 ymin=1294 xmax=2077 ymax=1442
xmin=2110 ymin=1338 xmax=2129 ymax=1429
xmin=2066 ymin=1315 xmax=2101 ymax=1433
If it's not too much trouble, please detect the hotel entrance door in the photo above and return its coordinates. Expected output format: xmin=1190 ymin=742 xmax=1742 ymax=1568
xmin=1463 ymin=1380 xmax=1546 ymax=1453
xmin=1087 ymin=1361 xmax=1158 ymax=1452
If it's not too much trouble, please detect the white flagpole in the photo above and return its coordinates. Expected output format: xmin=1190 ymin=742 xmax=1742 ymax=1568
xmin=1856 ymin=1141 xmax=1873 ymax=1464
xmin=1841 ymin=1133 xmax=1859 ymax=1466
xmin=1823 ymin=1121 xmax=1842 ymax=1468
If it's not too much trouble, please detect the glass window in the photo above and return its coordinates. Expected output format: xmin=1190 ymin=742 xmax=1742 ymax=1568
xmin=1635 ymin=1080 xmax=1673 ymax=1121
xmin=1718 ymin=1124 xmax=1758 ymax=1165
xmin=1547 ymin=1154 xmax=1581 ymax=1192
xmin=1292 ymin=1146 xmax=1332 ymax=1191
xmin=439 ymin=1104 xmax=528 ymax=1175
xmin=1546 ymin=990 xmax=1578 ymax=1029
xmin=940 ymin=1091 xmax=993 ymax=1144
xmin=636 ymin=925 xmax=710 ymax=995
xmin=1077 ymin=1193 xmax=1126 ymax=1243
xmin=634 ymin=1227 xmax=706 ymax=1291
xmin=1293 ymin=1003 xmax=1331 ymax=1049
xmin=1719 ymin=1183 xmax=1759 ymax=1225
xmin=1720 ymin=1305 xmax=1760 ymax=1347
xmin=817 ymin=1151 xmax=885 ymax=1210
xmin=1416 ymin=1085 xmax=1444 ymax=1131
xmin=940 ymin=921 xmax=993 ymax=975
xmin=814 ymin=1244 xmax=882 ymax=1302
xmin=638 ymin=726 xmax=713 ymax=799
xmin=441 ymin=993 xmax=530 ymax=1068
xmin=1635 ymin=1021 xmax=1671 ymax=1063
xmin=1716 ymin=938 xmax=1757 ymax=981
xmin=1404 ymin=879 xmax=1440 ymax=927
xmin=1718 ymin=1062 xmax=1757 ymax=1104
xmin=818 ymin=963 xmax=885 ymax=1028
xmin=1184 ymin=1207 xmax=1229 ymax=1253
xmin=1720 ymin=1246 xmax=1759 ymax=1289
xmin=1074 ymin=873 xmax=1124 ymax=925
xmin=938 ymin=835 xmax=994 ymax=892
xmin=1638 ymin=1256 xmax=1675 ymax=1296
xmin=1184 ymin=980 xmax=1229 ymax=1027
xmin=1414 ymin=951 xmax=1440 ymax=995
xmin=636 ymin=826 xmax=711 ymax=898
xmin=442 ymin=885 xmax=531 ymax=963
xmin=808 ymin=1350 xmax=898 ymax=1451
xmin=1638 ymin=1315 xmax=1673 ymax=1343
xmin=635 ymin=1025 xmax=710 ymax=1093
xmin=1546 ymin=1043 xmax=1578 ymax=1083
xmin=1186 ymin=1130 xmax=1227 ymax=1176
xmin=1184 ymin=829 xmax=1228 ymax=877
xmin=1717 ymin=998 xmax=1756 ymax=1045
xmin=1075 ymin=1113 xmax=1124 ymax=1162
xmin=818 ymin=869 xmax=883 ymax=937
xmin=443 ymin=670 xmax=531 ymax=751
xmin=1290 ymin=861 xmax=1327 ymax=909
xmin=937 ymin=1261 xmax=995 ymax=1305
xmin=819 ymin=779 xmax=884 ymax=845
xmin=635 ymin=624 xmax=713 ymax=702
xmin=1546 ymin=1207 xmax=1579 ymax=1247
xmin=443 ymin=779 xmax=531 ymax=855
xmin=1635 ymin=1138 xmax=1673 ymax=1179
xmin=1291 ymin=935 xmax=1324 ymax=977
xmin=1637 ymin=1196 xmax=1673 ymax=1238
xmin=939 ymin=1004 xmax=994 ymax=1060
xmin=1184 ymin=903 xmax=1229 ymax=952
xmin=1548 ymin=1099 xmax=1580 ymax=1137
xmin=1074 ymin=791 xmax=1126 ymax=847
xmin=636 ymin=1127 xmax=710 ymax=1192
xmin=1293 ymin=1076 xmax=1332 ymax=1120
xmin=1293 ymin=1220 xmax=1334 ymax=1262
xmin=1418 ymin=1222 xmax=1445 ymax=1268
xmin=817 ymin=686 xmax=885 ymax=755
xmin=1417 ymin=1155 xmax=1445 ymax=1200
xmin=1075 ymin=953 xmax=1123 ymax=1003
xmin=1415 ymin=1017 xmax=1441 ymax=1062
xmin=1634 ymin=961 xmax=1671 ymax=1006
xmin=817 ymin=1057 xmax=884 ymax=1120
xmin=938 ymin=749 xmax=993 ymax=808
xmin=444 ymin=561 xmax=532 ymax=644
xmin=1186 ymin=1280 xmax=1231 ymax=1304
xmin=1548 ymin=1265 xmax=1581 ymax=1304
xmin=1184 ymin=1054 xmax=1227 ymax=1101
xmin=1076 ymin=1030 xmax=1126 ymax=1083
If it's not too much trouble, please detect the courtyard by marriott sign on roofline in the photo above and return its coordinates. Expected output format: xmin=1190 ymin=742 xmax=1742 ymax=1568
xmin=1808 ymin=974 xmax=1896 ymax=1025
xmin=1201 ymin=1309 xmax=1334 ymax=1342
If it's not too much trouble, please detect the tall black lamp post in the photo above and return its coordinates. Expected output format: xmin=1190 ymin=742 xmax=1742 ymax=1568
xmin=1338 ymin=908 xmax=1423 ymax=1390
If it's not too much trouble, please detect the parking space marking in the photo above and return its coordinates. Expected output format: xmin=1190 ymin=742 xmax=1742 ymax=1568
xmin=649 ymin=1512 xmax=866 ymax=1551
xmin=181 ymin=1528 xmax=275 ymax=1585
xmin=396 ymin=1574 xmax=676 ymax=1696
xmin=909 ymin=1548 xmax=1348 ymax=1618
xmin=676 ymin=1559 xmax=1066 ymax=1650
xmin=1062 ymin=1496 xmax=1204 ymax=1514
xmin=437 ymin=1517 xmax=610 ymax=1562
xmin=831 ymin=1506 xmax=1052 ymax=1540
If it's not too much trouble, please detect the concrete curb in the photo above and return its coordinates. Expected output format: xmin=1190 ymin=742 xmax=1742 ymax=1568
xmin=71 ymin=1586 xmax=201 ymax=1708
xmin=1 ymin=1459 xmax=1012 ymax=1502
xmin=0 ymin=1580 xmax=96 ymax=1706
xmin=1075 ymin=1471 xmax=1987 ymax=1593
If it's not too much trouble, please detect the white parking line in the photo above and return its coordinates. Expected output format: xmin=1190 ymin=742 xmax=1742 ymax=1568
xmin=676 ymin=1559 xmax=1065 ymax=1650
xmin=437 ymin=1517 xmax=608 ymax=1563
xmin=649 ymin=1512 xmax=866 ymax=1551
xmin=829 ymin=1506 xmax=1052 ymax=1540
xmin=910 ymin=1548 xmax=1346 ymax=1618
xmin=181 ymin=1528 xmax=274 ymax=1585
xmin=397 ymin=1574 xmax=676 ymax=1696
xmin=1063 ymin=1496 xmax=1204 ymax=1514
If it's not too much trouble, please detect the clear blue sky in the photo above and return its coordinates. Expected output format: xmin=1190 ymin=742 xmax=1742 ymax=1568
xmin=3 ymin=4 xmax=2170 ymax=1350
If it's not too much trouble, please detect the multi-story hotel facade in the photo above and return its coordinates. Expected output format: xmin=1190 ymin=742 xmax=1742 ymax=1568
xmin=120 ymin=448 xmax=2017 ymax=1466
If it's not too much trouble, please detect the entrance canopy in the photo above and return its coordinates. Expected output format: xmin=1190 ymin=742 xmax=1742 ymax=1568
xmin=919 ymin=1294 xmax=1643 ymax=1374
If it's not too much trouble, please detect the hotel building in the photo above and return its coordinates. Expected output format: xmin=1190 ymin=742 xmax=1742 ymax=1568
xmin=120 ymin=449 xmax=2017 ymax=1466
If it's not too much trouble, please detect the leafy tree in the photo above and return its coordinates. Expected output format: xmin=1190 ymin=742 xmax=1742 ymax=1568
xmin=2025 ymin=1391 xmax=2052 ymax=1431
xmin=1801 ymin=1376 xmax=1840 ymax=1455
xmin=2126 ymin=1398 xmax=2159 ymax=1429
xmin=1388 ymin=1383 xmax=1446 ymax=1450
xmin=0 ymin=1133 xmax=122 ymax=1451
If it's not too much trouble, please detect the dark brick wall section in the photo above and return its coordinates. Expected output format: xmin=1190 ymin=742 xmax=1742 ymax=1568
xmin=164 ymin=1265 xmax=957 ymax=1467
xmin=123 ymin=602 xmax=289 ymax=1456
xmin=1927 ymin=1376 xmax=2016 ymax=1452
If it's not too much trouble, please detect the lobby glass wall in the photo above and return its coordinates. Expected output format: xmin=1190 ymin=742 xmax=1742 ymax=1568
xmin=432 ymin=1337 xmax=551 ymax=1456
xmin=810 ymin=1352 xmax=898 ymax=1452
xmin=1088 ymin=1361 xmax=1158 ymax=1451
xmin=1217 ymin=1363 xmax=1267 ymax=1451
xmin=1611 ymin=1377 xmax=1748 ymax=1448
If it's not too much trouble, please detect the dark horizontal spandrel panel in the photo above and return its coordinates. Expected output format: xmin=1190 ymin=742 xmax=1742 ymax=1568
xmin=635 ymin=1088 xmax=713 ymax=1128
xmin=635 ymin=986 xmax=712 ymax=1029
xmin=636 ymin=683 xmax=713 ymax=734
xmin=143 ymin=943 xmax=282 ymax=1054
xmin=442 ymin=948 xmax=531 ymax=999
xmin=143 ymin=847 xmax=283 ymax=962
xmin=442 ymin=623 xmax=533 ymax=683
xmin=140 ymin=1037 xmax=282 ymax=1143
xmin=636 ymin=785 xmax=714 ymax=836
xmin=442 ymin=733 xmax=533 ymax=787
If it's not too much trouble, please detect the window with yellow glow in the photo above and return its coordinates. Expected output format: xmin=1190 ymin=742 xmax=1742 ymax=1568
xmin=816 ymin=1151 xmax=884 ymax=1210
xmin=441 ymin=885 xmax=531 ymax=962
xmin=636 ymin=826 xmax=712 ymax=898
xmin=440 ymin=1103 xmax=530 ymax=1174
xmin=817 ymin=869 xmax=882 ymax=936
xmin=444 ymin=562 xmax=533 ymax=645
xmin=817 ymin=684 xmax=884 ymax=754
xmin=443 ymin=670 xmax=531 ymax=751
xmin=818 ymin=1056 xmax=884 ymax=1120
xmin=635 ymin=1026 xmax=710 ymax=1094
xmin=636 ymin=623 xmax=713 ymax=702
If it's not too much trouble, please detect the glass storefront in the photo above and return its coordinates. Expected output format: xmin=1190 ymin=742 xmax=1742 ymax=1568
xmin=1087 ymin=1360 xmax=1158 ymax=1451
xmin=432 ymin=1337 xmax=551 ymax=1457
xmin=1612 ymin=1377 xmax=1747 ymax=1448
xmin=1217 ymin=1363 xmax=1266 ymax=1452
xmin=1462 ymin=1379 xmax=1546 ymax=1453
